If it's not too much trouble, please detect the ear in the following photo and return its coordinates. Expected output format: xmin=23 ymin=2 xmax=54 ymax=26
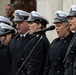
xmin=38 ymin=23 xmax=42 ymax=29
xmin=65 ymin=24 xmax=70 ymax=30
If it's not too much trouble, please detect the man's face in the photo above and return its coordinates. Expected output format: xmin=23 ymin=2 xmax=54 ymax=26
xmin=16 ymin=20 xmax=29 ymax=34
xmin=68 ymin=17 xmax=76 ymax=31
xmin=5 ymin=5 xmax=13 ymax=17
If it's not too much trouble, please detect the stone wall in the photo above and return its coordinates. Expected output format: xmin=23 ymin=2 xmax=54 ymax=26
xmin=36 ymin=0 xmax=76 ymax=42
xmin=0 ymin=0 xmax=10 ymax=16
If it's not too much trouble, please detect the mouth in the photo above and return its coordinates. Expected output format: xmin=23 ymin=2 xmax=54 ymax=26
xmin=57 ymin=31 xmax=59 ymax=34
xmin=57 ymin=31 xmax=59 ymax=33
xmin=29 ymin=27 xmax=31 ymax=31
xmin=28 ymin=29 xmax=31 ymax=32
xmin=17 ymin=28 xmax=20 ymax=30
xmin=17 ymin=28 xmax=20 ymax=31
xmin=69 ymin=24 xmax=72 ymax=26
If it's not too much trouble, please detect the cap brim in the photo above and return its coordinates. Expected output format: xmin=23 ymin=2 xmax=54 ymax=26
xmin=14 ymin=19 xmax=23 ymax=22
xmin=0 ymin=29 xmax=16 ymax=36
xmin=53 ymin=18 xmax=62 ymax=24
xmin=67 ymin=14 xmax=75 ymax=18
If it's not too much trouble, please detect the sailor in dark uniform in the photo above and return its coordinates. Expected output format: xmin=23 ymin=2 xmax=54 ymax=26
xmin=64 ymin=5 xmax=76 ymax=75
xmin=44 ymin=10 xmax=74 ymax=75
xmin=7 ymin=10 xmax=33 ymax=75
xmin=21 ymin=11 xmax=50 ymax=75
xmin=0 ymin=15 xmax=13 ymax=45
xmin=0 ymin=23 xmax=17 ymax=75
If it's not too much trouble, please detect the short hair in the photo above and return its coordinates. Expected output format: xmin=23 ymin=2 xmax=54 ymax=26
xmin=35 ymin=21 xmax=46 ymax=29
xmin=6 ymin=4 xmax=15 ymax=12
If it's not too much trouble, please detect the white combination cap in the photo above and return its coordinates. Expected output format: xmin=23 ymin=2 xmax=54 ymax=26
xmin=53 ymin=10 xmax=68 ymax=23
xmin=14 ymin=10 xmax=30 ymax=22
xmin=0 ymin=16 xmax=13 ymax=26
xmin=0 ymin=23 xmax=17 ymax=36
xmin=27 ymin=11 xmax=49 ymax=24
xmin=67 ymin=5 xmax=76 ymax=17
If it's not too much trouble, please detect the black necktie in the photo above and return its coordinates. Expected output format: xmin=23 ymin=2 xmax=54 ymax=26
xmin=21 ymin=36 xmax=25 ymax=40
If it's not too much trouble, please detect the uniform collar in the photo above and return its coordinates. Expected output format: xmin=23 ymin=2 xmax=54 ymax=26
xmin=20 ymin=31 xmax=29 ymax=37
xmin=58 ymin=32 xmax=74 ymax=42
xmin=63 ymin=31 xmax=74 ymax=42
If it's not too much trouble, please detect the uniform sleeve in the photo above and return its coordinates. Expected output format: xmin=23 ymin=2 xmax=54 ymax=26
xmin=44 ymin=39 xmax=57 ymax=75
xmin=70 ymin=41 xmax=76 ymax=75
xmin=6 ymin=41 xmax=12 ymax=63
xmin=44 ymin=53 xmax=50 ymax=75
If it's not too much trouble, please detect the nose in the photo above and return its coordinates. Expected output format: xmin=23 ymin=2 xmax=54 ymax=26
xmin=68 ymin=19 xmax=70 ymax=23
xmin=68 ymin=18 xmax=72 ymax=23
xmin=55 ymin=26 xmax=58 ymax=31
xmin=16 ymin=23 xmax=20 ymax=28
xmin=28 ymin=23 xmax=31 ymax=27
